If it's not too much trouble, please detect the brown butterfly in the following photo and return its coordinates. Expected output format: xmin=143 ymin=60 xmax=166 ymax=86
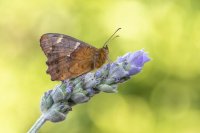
xmin=40 ymin=28 xmax=121 ymax=81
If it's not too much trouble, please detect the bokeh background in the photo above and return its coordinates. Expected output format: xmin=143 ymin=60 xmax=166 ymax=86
xmin=0 ymin=0 xmax=200 ymax=133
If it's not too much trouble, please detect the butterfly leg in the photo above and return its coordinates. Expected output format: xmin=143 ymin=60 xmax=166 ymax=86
xmin=107 ymin=54 xmax=113 ymax=64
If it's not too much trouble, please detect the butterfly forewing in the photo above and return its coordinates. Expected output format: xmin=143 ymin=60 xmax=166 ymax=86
xmin=40 ymin=33 xmax=98 ymax=81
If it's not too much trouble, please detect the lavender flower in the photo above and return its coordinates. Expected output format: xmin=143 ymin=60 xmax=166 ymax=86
xmin=28 ymin=49 xmax=150 ymax=133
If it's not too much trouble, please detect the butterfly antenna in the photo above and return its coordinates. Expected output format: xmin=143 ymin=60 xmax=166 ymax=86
xmin=103 ymin=28 xmax=121 ymax=47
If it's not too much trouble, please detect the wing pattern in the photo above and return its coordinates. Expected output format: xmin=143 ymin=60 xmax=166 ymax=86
xmin=40 ymin=33 xmax=98 ymax=81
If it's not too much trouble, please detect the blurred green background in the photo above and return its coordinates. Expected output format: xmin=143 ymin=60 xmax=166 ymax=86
xmin=0 ymin=0 xmax=200 ymax=133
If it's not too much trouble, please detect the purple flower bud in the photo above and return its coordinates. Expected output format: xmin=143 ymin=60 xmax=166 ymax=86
xmin=128 ymin=66 xmax=142 ymax=75
xmin=102 ymin=63 xmax=111 ymax=71
xmin=127 ymin=50 xmax=150 ymax=67
xmin=110 ymin=66 xmax=129 ymax=80
xmin=41 ymin=90 xmax=54 ymax=112
xmin=51 ymin=86 xmax=65 ymax=103
xmin=119 ymin=49 xmax=150 ymax=76
xmin=86 ymin=88 xmax=95 ymax=97
xmin=66 ymin=85 xmax=72 ymax=93
xmin=117 ymin=52 xmax=131 ymax=63
xmin=71 ymin=93 xmax=89 ymax=103
xmin=44 ymin=90 xmax=52 ymax=97
xmin=84 ymin=73 xmax=97 ymax=88
xmin=95 ymin=70 xmax=101 ymax=78
xmin=97 ymin=84 xmax=117 ymax=93
xmin=110 ymin=62 xmax=118 ymax=68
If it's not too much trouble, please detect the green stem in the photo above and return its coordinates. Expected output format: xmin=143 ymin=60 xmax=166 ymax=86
xmin=28 ymin=115 xmax=47 ymax=133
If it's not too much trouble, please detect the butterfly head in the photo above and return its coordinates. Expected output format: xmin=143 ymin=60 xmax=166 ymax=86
xmin=103 ymin=44 xmax=109 ymax=53
xmin=100 ymin=28 xmax=121 ymax=58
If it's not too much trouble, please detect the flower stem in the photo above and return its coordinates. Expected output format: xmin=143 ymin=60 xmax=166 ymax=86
xmin=28 ymin=115 xmax=47 ymax=133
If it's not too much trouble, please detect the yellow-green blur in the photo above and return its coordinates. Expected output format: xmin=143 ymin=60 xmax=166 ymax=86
xmin=0 ymin=0 xmax=200 ymax=133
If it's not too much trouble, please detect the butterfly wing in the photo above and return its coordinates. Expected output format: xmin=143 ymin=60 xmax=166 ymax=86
xmin=40 ymin=33 xmax=98 ymax=81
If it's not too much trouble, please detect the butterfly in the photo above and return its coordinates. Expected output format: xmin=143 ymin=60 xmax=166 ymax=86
xmin=40 ymin=28 xmax=121 ymax=81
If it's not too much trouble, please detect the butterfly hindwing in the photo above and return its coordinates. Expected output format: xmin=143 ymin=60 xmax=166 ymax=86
xmin=40 ymin=33 xmax=98 ymax=81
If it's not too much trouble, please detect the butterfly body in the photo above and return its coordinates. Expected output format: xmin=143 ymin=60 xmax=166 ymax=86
xmin=40 ymin=33 xmax=108 ymax=81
